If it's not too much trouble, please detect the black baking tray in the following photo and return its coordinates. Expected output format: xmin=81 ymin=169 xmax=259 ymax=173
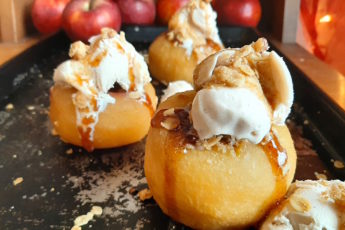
xmin=0 ymin=27 xmax=344 ymax=229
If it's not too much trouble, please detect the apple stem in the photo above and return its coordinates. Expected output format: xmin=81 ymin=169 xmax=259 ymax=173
xmin=90 ymin=0 xmax=98 ymax=10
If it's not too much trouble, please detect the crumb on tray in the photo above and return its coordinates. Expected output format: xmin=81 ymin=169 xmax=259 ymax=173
xmin=13 ymin=177 xmax=23 ymax=186
xmin=72 ymin=206 xmax=103 ymax=230
xmin=138 ymin=188 xmax=153 ymax=201
xmin=5 ymin=103 xmax=14 ymax=110
xmin=334 ymin=160 xmax=345 ymax=169
xmin=27 ymin=105 xmax=35 ymax=111
xmin=66 ymin=148 xmax=73 ymax=155
xmin=314 ymin=172 xmax=327 ymax=180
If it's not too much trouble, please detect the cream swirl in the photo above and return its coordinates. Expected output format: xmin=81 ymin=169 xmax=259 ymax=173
xmin=261 ymin=180 xmax=345 ymax=230
xmin=53 ymin=28 xmax=151 ymax=151
xmin=191 ymin=38 xmax=294 ymax=144
xmin=167 ymin=0 xmax=222 ymax=59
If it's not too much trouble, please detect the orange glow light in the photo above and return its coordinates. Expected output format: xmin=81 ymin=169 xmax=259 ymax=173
xmin=319 ymin=14 xmax=332 ymax=23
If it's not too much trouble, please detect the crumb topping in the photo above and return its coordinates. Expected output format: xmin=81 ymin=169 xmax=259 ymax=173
xmin=166 ymin=0 xmax=222 ymax=61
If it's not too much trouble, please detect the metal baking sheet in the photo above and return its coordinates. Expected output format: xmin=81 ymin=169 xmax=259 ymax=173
xmin=0 ymin=27 xmax=344 ymax=229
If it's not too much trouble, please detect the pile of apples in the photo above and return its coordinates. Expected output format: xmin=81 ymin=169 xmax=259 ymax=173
xmin=32 ymin=0 xmax=261 ymax=42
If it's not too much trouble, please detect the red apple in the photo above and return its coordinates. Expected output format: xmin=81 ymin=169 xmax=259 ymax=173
xmin=62 ymin=0 xmax=121 ymax=42
xmin=213 ymin=0 xmax=262 ymax=27
xmin=32 ymin=0 xmax=71 ymax=34
xmin=116 ymin=0 xmax=156 ymax=25
xmin=156 ymin=0 xmax=189 ymax=25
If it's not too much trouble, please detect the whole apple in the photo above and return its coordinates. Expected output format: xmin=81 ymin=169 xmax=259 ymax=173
xmin=213 ymin=0 xmax=262 ymax=27
xmin=156 ymin=0 xmax=189 ymax=25
xmin=32 ymin=0 xmax=71 ymax=34
xmin=116 ymin=0 xmax=156 ymax=25
xmin=62 ymin=0 xmax=121 ymax=42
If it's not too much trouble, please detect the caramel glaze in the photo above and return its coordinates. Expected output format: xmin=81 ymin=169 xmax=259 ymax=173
xmin=257 ymin=132 xmax=289 ymax=227
xmin=205 ymin=38 xmax=223 ymax=52
xmin=129 ymin=68 xmax=136 ymax=91
xmin=151 ymin=108 xmax=197 ymax=218
xmin=151 ymin=108 xmax=289 ymax=221
xmin=88 ymin=51 xmax=108 ymax=68
xmin=78 ymin=126 xmax=94 ymax=152
xmin=151 ymin=108 xmax=194 ymax=218
xmin=335 ymin=199 xmax=345 ymax=229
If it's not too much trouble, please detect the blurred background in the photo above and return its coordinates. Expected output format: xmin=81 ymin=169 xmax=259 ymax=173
xmin=0 ymin=0 xmax=344 ymax=76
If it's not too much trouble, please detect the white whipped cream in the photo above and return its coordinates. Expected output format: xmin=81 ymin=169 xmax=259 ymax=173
xmin=168 ymin=0 xmax=222 ymax=57
xmin=161 ymin=80 xmax=194 ymax=102
xmin=191 ymin=87 xmax=271 ymax=143
xmin=261 ymin=180 xmax=345 ymax=230
xmin=53 ymin=28 xmax=151 ymax=151
xmin=191 ymin=39 xmax=294 ymax=144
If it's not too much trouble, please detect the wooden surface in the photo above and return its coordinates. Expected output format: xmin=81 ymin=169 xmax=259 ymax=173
xmin=0 ymin=0 xmax=35 ymax=42
xmin=270 ymin=37 xmax=345 ymax=112
xmin=0 ymin=36 xmax=42 ymax=66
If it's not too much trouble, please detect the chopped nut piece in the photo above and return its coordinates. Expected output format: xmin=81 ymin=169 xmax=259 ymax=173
xmin=289 ymin=196 xmax=311 ymax=212
xmin=66 ymin=149 xmax=73 ymax=155
xmin=166 ymin=31 xmax=174 ymax=41
xmin=71 ymin=226 xmax=81 ymax=230
xmin=13 ymin=177 xmax=23 ymax=186
xmin=163 ymin=108 xmax=175 ymax=116
xmin=90 ymin=206 xmax=102 ymax=216
xmin=128 ymin=91 xmax=141 ymax=99
xmin=161 ymin=117 xmax=180 ymax=130
xmin=51 ymin=128 xmax=58 ymax=136
xmin=101 ymin=28 xmax=117 ymax=39
xmin=5 ymin=103 xmax=14 ymax=110
xmin=74 ymin=213 xmax=93 ymax=227
xmin=314 ymin=172 xmax=327 ymax=180
xmin=27 ymin=105 xmax=35 ymax=111
xmin=69 ymin=41 xmax=89 ymax=60
xmin=138 ymin=188 xmax=153 ymax=201
xmin=334 ymin=160 xmax=345 ymax=169
xmin=129 ymin=187 xmax=137 ymax=195
xmin=73 ymin=206 xmax=102 ymax=228
xmin=201 ymin=136 xmax=222 ymax=150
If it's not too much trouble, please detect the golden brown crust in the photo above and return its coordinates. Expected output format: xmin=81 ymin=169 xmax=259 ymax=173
xmin=148 ymin=34 xmax=222 ymax=84
xmin=144 ymin=92 xmax=296 ymax=229
xmin=148 ymin=34 xmax=197 ymax=84
xmin=49 ymin=83 xmax=157 ymax=149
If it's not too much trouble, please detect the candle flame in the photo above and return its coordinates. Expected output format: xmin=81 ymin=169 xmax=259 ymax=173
xmin=319 ymin=14 xmax=332 ymax=23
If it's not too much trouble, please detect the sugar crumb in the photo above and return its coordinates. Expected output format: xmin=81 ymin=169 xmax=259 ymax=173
xmin=129 ymin=187 xmax=137 ymax=195
xmin=334 ymin=160 xmax=345 ymax=169
xmin=90 ymin=206 xmax=103 ymax=216
xmin=51 ymin=128 xmax=58 ymax=136
xmin=314 ymin=172 xmax=327 ymax=180
xmin=66 ymin=148 xmax=73 ymax=155
xmin=5 ymin=103 xmax=14 ymax=110
xmin=71 ymin=226 xmax=81 ymax=230
xmin=72 ymin=206 xmax=102 ymax=229
xmin=27 ymin=105 xmax=35 ymax=111
xmin=13 ymin=177 xmax=23 ymax=186
xmin=138 ymin=188 xmax=152 ymax=201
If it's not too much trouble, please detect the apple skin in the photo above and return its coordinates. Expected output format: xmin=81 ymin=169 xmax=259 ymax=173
xmin=213 ymin=0 xmax=262 ymax=27
xmin=62 ymin=0 xmax=121 ymax=42
xmin=116 ymin=0 xmax=156 ymax=25
xmin=156 ymin=0 xmax=189 ymax=25
xmin=32 ymin=0 xmax=71 ymax=34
